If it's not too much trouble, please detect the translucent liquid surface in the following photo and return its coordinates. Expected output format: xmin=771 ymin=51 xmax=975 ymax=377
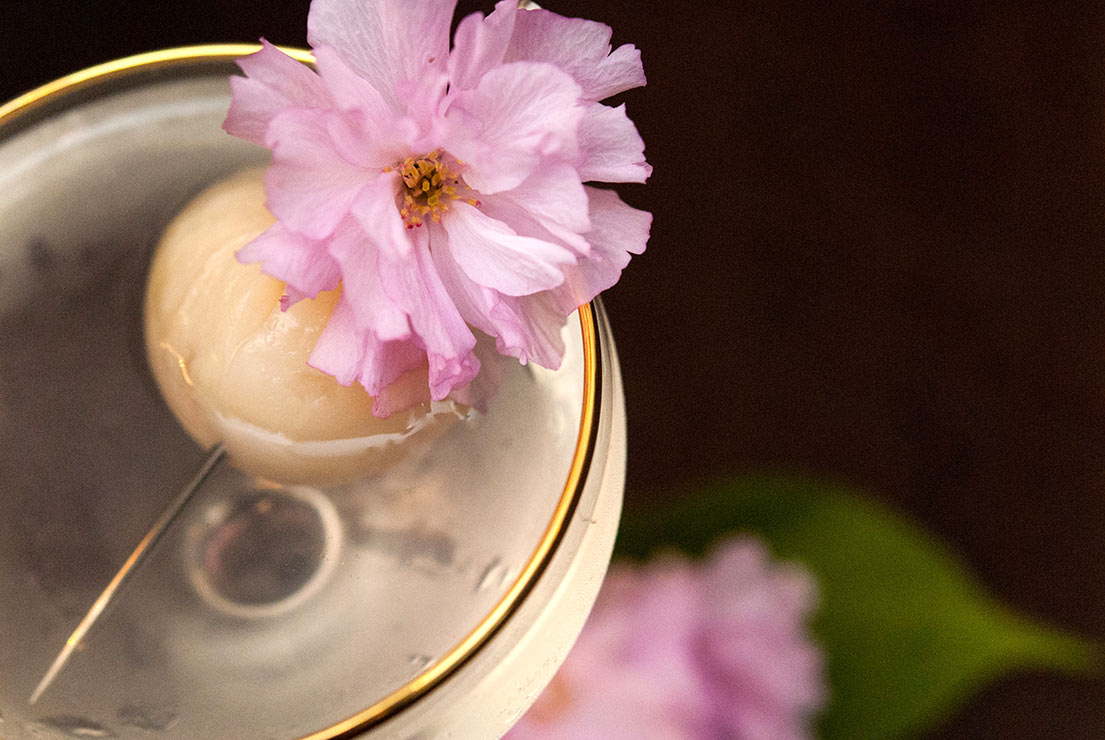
xmin=0 ymin=72 xmax=588 ymax=739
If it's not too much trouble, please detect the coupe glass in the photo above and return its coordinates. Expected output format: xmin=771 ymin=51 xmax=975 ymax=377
xmin=0 ymin=46 xmax=626 ymax=740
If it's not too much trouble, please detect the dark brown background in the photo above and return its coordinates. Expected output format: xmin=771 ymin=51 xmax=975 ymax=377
xmin=4 ymin=1 xmax=1105 ymax=737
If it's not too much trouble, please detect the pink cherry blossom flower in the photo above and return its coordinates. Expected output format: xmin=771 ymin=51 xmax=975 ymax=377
xmin=223 ymin=0 xmax=651 ymax=416
xmin=505 ymin=538 xmax=826 ymax=740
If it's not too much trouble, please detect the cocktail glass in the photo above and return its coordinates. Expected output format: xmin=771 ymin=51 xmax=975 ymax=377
xmin=0 ymin=46 xmax=626 ymax=740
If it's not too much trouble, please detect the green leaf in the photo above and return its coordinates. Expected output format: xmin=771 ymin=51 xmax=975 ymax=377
xmin=615 ymin=474 xmax=1096 ymax=740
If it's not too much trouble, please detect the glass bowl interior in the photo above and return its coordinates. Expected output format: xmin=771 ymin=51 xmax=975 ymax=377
xmin=0 ymin=49 xmax=608 ymax=740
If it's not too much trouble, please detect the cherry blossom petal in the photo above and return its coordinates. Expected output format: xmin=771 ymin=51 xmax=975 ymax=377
xmin=448 ymin=0 xmax=517 ymax=92
xmin=448 ymin=331 xmax=511 ymax=412
xmin=550 ymin=187 xmax=651 ymax=313
xmin=424 ymin=272 xmax=509 ymax=360
xmin=236 ymin=222 xmax=341 ymax=299
xmin=357 ymin=337 xmax=428 ymax=400
xmin=445 ymin=62 xmax=583 ymax=194
xmin=491 ymin=162 xmax=591 ymax=251
xmin=429 ymin=226 xmax=564 ymax=368
xmin=444 ymin=201 xmax=575 ymax=296
xmin=401 ymin=71 xmax=451 ymax=150
xmin=224 ymin=40 xmax=330 ymax=145
xmin=376 ymin=227 xmax=479 ymax=399
xmin=307 ymin=296 xmax=366 ymax=386
xmin=423 ymin=225 xmax=500 ymax=334
xmin=504 ymin=539 xmax=825 ymax=740
xmin=312 ymin=45 xmax=389 ymax=120
xmin=308 ymin=299 xmax=426 ymax=413
xmin=264 ymin=108 xmax=370 ymax=239
xmin=504 ymin=9 xmax=646 ymax=101
xmin=324 ymin=111 xmax=409 ymax=171
xmin=325 ymin=218 xmax=410 ymax=340
xmin=370 ymin=360 xmax=434 ymax=418
xmin=314 ymin=46 xmax=417 ymax=166
xmin=307 ymin=0 xmax=455 ymax=113
xmin=477 ymin=194 xmax=578 ymax=252
xmin=489 ymin=293 xmax=567 ymax=368
xmin=348 ymin=168 xmax=411 ymax=260
xmin=578 ymin=103 xmax=652 ymax=184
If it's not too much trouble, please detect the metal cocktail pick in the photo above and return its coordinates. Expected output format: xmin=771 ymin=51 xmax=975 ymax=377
xmin=29 ymin=445 xmax=228 ymax=705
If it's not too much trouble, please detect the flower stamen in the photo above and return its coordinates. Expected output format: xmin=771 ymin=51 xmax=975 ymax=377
xmin=388 ymin=150 xmax=478 ymax=229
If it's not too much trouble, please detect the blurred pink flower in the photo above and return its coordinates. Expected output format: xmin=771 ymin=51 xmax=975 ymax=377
xmin=224 ymin=0 xmax=651 ymax=416
xmin=506 ymin=538 xmax=826 ymax=740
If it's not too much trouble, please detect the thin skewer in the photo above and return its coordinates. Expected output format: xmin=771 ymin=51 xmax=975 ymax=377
xmin=29 ymin=445 xmax=227 ymax=705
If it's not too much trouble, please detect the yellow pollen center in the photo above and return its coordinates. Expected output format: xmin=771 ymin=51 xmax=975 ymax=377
xmin=386 ymin=150 xmax=478 ymax=229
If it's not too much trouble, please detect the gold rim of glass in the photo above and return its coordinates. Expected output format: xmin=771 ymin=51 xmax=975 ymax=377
xmin=0 ymin=44 xmax=603 ymax=738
